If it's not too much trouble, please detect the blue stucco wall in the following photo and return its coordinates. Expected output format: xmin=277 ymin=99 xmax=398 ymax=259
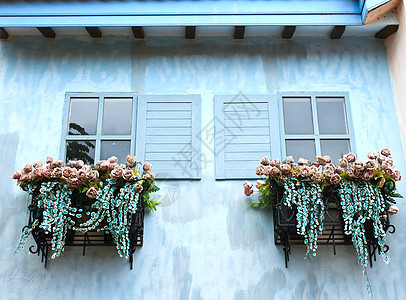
xmin=0 ymin=35 xmax=405 ymax=299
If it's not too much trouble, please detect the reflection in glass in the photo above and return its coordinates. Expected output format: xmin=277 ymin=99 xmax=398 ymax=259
xmin=102 ymin=98 xmax=133 ymax=135
xmin=286 ymin=139 xmax=316 ymax=161
xmin=283 ymin=97 xmax=314 ymax=134
xmin=66 ymin=140 xmax=96 ymax=165
xmin=321 ymin=139 xmax=350 ymax=164
xmin=68 ymin=98 xmax=98 ymax=135
xmin=101 ymin=141 xmax=130 ymax=163
xmin=317 ymin=97 xmax=348 ymax=134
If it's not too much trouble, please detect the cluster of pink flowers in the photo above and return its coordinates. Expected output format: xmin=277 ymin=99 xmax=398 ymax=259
xmin=12 ymin=154 xmax=155 ymax=198
xmin=254 ymin=148 xmax=401 ymax=186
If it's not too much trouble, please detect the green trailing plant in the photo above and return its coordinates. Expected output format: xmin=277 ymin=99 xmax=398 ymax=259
xmin=13 ymin=154 xmax=160 ymax=260
xmin=244 ymin=148 xmax=402 ymax=294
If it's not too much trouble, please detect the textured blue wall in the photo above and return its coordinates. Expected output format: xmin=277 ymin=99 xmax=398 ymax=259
xmin=0 ymin=35 xmax=405 ymax=299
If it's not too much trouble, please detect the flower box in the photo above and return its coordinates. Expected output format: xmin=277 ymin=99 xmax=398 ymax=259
xmin=14 ymin=155 xmax=160 ymax=269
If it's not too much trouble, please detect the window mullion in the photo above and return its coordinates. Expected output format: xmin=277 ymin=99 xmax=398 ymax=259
xmin=95 ymin=96 xmax=104 ymax=162
xmin=131 ymin=95 xmax=137 ymax=156
xmin=311 ymin=94 xmax=321 ymax=156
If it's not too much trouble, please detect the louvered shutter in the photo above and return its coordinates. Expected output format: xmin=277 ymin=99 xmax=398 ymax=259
xmin=214 ymin=95 xmax=280 ymax=179
xmin=136 ymin=95 xmax=201 ymax=179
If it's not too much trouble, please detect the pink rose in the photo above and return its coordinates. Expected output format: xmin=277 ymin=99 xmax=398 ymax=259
xmin=12 ymin=171 xmax=21 ymax=180
xmin=256 ymin=180 xmax=265 ymax=189
xmin=284 ymin=156 xmax=294 ymax=164
xmin=263 ymin=166 xmax=271 ymax=176
xmin=324 ymin=169 xmax=334 ymax=179
xmin=46 ymin=156 xmax=53 ymax=164
xmin=110 ymin=166 xmax=123 ymax=179
xmin=309 ymin=166 xmax=318 ymax=175
xmin=270 ymin=159 xmax=281 ymax=167
xmin=98 ymin=161 xmax=109 ymax=171
xmin=379 ymin=177 xmax=386 ymax=186
xmin=126 ymin=154 xmax=136 ymax=165
xmin=77 ymin=160 xmax=84 ymax=169
xmin=42 ymin=168 xmax=53 ymax=179
xmin=81 ymin=165 xmax=92 ymax=172
xmin=77 ymin=169 xmax=87 ymax=180
xmin=52 ymin=167 xmax=63 ymax=179
xmin=23 ymin=164 xmax=33 ymax=173
xmin=256 ymin=166 xmax=264 ymax=176
xmin=134 ymin=184 xmax=143 ymax=193
xmin=51 ymin=160 xmax=64 ymax=168
xmin=62 ymin=167 xmax=75 ymax=178
xmin=19 ymin=173 xmax=31 ymax=182
xmin=291 ymin=163 xmax=299 ymax=169
xmin=367 ymin=151 xmax=377 ymax=159
xmin=86 ymin=187 xmax=98 ymax=199
xmin=323 ymin=156 xmax=332 ymax=164
xmin=123 ymin=170 xmax=135 ymax=181
xmin=311 ymin=162 xmax=320 ymax=167
xmin=384 ymin=168 xmax=394 ymax=177
xmin=335 ymin=166 xmax=344 ymax=174
xmin=280 ymin=164 xmax=291 ymax=174
xmin=392 ymin=169 xmax=401 ymax=181
xmin=107 ymin=156 xmax=118 ymax=164
xmin=388 ymin=205 xmax=399 ymax=215
xmin=330 ymin=174 xmax=341 ymax=185
xmin=143 ymin=162 xmax=152 ymax=171
xmin=298 ymin=158 xmax=309 ymax=165
xmin=380 ymin=147 xmax=391 ymax=157
xmin=86 ymin=170 xmax=99 ymax=181
xmin=260 ymin=156 xmax=271 ymax=166
xmin=311 ymin=172 xmax=323 ymax=183
xmin=377 ymin=154 xmax=386 ymax=164
xmin=270 ymin=167 xmax=280 ymax=177
xmin=300 ymin=166 xmax=311 ymax=177
xmin=68 ymin=161 xmax=76 ymax=168
xmin=32 ymin=167 xmax=44 ymax=179
xmin=147 ymin=171 xmax=155 ymax=179
xmin=339 ymin=158 xmax=348 ymax=168
xmin=68 ymin=177 xmax=82 ymax=188
xmin=316 ymin=156 xmax=327 ymax=166
xmin=365 ymin=160 xmax=377 ymax=171
xmin=353 ymin=161 xmax=364 ymax=171
xmin=33 ymin=160 xmax=43 ymax=168
xmin=344 ymin=153 xmax=356 ymax=163
xmin=362 ymin=170 xmax=373 ymax=181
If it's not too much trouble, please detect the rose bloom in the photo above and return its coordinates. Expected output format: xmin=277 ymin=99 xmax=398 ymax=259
xmin=52 ymin=167 xmax=63 ymax=179
xmin=81 ymin=165 xmax=92 ymax=172
xmin=19 ymin=173 xmax=32 ymax=182
xmin=335 ymin=166 xmax=344 ymax=174
xmin=260 ymin=156 xmax=271 ymax=166
xmin=362 ymin=170 xmax=374 ymax=181
xmin=284 ymin=156 xmax=294 ymax=164
xmin=86 ymin=187 xmax=98 ymax=199
xmin=51 ymin=160 xmax=64 ymax=168
xmin=62 ymin=167 xmax=76 ymax=178
xmin=316 ymin=156 xmax=326 ymax=166
xmin=46 ymin=156 xmax=54 ymax=164
xmin=388 ymin=205 xmax=399 ymax=215
xmin=256 ymin=180 xmax=265 ymax=189
xmin=123 ymin=169 xmax=135 ymax=181
xmin=134 ymin=184 xmax=143 ymax=193
xmin=353 ymin=161 xmax=364 ymax=171
xmin=147 ymin=171 xmax=155 ymax=179
xmin=12 ymin=171 xmax=21 ymax=180
xmin=32 ymin=167 xmax=44 ymax=179
xmin=143 ymin=162 xmax=152 ymax=171
xmin=324 ymin=169 xmax=334 ymax=179
xmin=344 ymin=152 xmax=356 ymax=163
xmin=76 ymin=160 xmax=84 ymax=169
xmin=270 ymin=159 xmax=281 ymax=167
xmin=380 ymin=147 xmax=391 ymax=157
xmin=392 ymin=169 xmax=401 ymax=181
xmin=110 ymin=166 xmax=123 ymax=179
xmin=256 ymin=166 xmax=264 ymax=176
xmin=311 ymin=161 xmax=320 ymax=167
xmin=68 ymin=160 xmax=77 ymax=168
xmin=367 ymin=151 xmax=377 ymax=159
xmin=353 ymin=169 xmax=363 ymax=178
xmin=98 ymin=161 xmax=109 ymax=171
xmin=381 ymin=159 xmax=394 ymax=170
xmin=243 ymin=181 xmax=253 ymax=190
xmin=77 ymin=169 xmax=87 ymax=180
xmin=330 ymin=174 xmax=341 ymax=185
xmin=42 ymin=168 xmax=53 ymax=179
xmin=298 ymin=158 xmax=309 ymax=165
xmin=339 ymin=158 xmax=348 ymax=168
xmin=126 ymin=154 xmax=136 ymax=165
xmin=309 ymin=165 xmax=318 ymax=175
xmin=33 ymin=160 xmax=43 ymax=169
xmin=323 ymin=156 xmax=332 ymax=164
xmin=379 ymin=177 xmax=386 ymax=186
xmin=280 ymin=164 xmax=291 ymax=174
xmin=68 ymin=177 xmax=82 ymax=188
xmin=325 ymin=163 xmax=336 ymax=172
xmin=270 ymin=166 xmax=280 ymax=177
xmin=107 ymin=156 xmax=118 ymax=164
xmin=86 ymin=170 xmax=99 ymax=181
xmin=23 ymin=163 xmax=33 ymax=173
xmin=384 ymin=167 xmax=394 ymax=177
xmin=311 ymin=172 xmax=323 ymax=184
xmin=300 ymin=166 xmax=311 ymax=177
xmin=291 ymin=163 xmax=299 ymax=169
xmin=365 ymin=160 xmax=377 ymax=171
xmin=263 ymin=166 xmax=271 ymax=176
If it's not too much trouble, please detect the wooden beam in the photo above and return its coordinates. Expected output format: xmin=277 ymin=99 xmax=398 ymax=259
xmin=185 ymin=26 xmax=196 ymax=40
xmin=233 ymin=26 xmax=245 ymax=40
xmin=330 ymin=26 xmax=346 ymax=39
xmin=365 ymin=0 xmax=400 ymax=24
xmin=37 ymin=27 xmax=55 ymax=38
xmin=85 ymin=27 xmax=102 ymax=38
xmin=375 ymin=25 xmax=399 ymax=39
xmin=0 ymin=27 xmax=9 ymax=40
xmin=132 ymin=26 xmax=145 ymax=39
xmin=281 ymin=26 xmax=296 ymax=39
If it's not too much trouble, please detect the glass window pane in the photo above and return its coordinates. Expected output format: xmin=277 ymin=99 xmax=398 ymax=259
xmin=102 ymin=98 xmax=133 ymax=135
xmin=68 ymin=98 xmax=98 ymax=135
xmin=285 ymin=140 xmax=316 ymax=161
xmin=101 ymin=140 xmax=131 ymax=163
xmin=283 ymin=97 xmax=314 ymax=134
xmin=321 ymin=139 xmax=350 ymax=164
xmin=317 ymin=97 xmax=348 ymax=134
xmin=66 ymin=140 xmax=96 ymax=165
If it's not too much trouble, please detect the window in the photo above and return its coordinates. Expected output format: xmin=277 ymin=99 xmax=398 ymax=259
xmin=281 ymin=93 xmax=353 ymax=164
xmin=214 ymin=93 xmax=353 ymax=179
xmin=61 ymin=93 xmax=201 ymax=179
